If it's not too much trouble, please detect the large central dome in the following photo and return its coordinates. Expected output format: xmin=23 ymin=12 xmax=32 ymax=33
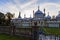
xmin=33 ymin=6 xmax=45 ymax=18
xmin=35 ymin=9 xmax=43 ymax=15
xmin=35 ymin=6 xmax=43 ymax=15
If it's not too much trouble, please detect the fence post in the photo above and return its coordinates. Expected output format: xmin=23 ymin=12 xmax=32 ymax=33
xmin=12 ymin=26 xmax=15 ymax=35
xmin=10 ymin=25 xmax=15 ymax=35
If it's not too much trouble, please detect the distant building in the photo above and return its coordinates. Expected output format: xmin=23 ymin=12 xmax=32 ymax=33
xmin=11 ymin=6 xmax=60 ymax=27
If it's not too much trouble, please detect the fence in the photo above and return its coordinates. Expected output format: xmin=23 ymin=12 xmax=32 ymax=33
xmin=0 ymin=26 xmax=33 ymax=38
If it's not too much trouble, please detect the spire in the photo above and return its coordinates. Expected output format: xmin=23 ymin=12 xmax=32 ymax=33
xmin=33 ymin=10 xmax=34 ymax=13
xmin=38 ymin=6 xmax=39 ymax=10
xmin=44 ymin=8 xmax=45 ymax=13
xmin=18 ymin=12 xmax=21 ymax=18
xmin=33 ymin=10 xmax=34 ymax=18
xmin=43 ymin=8 xmax=46 ymax=16
xmin=24 ymin=14 xmax=26 ymax=18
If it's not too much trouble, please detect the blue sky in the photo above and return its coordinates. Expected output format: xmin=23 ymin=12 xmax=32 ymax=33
xmin=0 ymin=0 xmax=60 ymax=18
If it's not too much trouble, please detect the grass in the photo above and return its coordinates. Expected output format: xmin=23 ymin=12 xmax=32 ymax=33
xmin=0 ymin=33 xmax=30 ymax=40
xmin=0 ymin=27 xmax=60 ymax=40
xmin=42 ymin=27 xmax=60 ymax=36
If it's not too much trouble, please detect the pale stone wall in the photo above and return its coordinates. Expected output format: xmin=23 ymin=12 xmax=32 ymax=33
xmin=47 ymin=21 xmax=60 ymax=27
xmin=39 ymin=35 xmax=59 ymax=40
xmin=49 ymin=24 xmax=59 ymax=27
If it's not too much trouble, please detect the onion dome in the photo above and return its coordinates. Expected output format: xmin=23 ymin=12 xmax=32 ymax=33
xmin=35 ymin=10 xmax=43 ymax=15
xmin=56 ymin=11 xmax=60 ymax=18
xmin=35 ymin=6 xmax=43 ymax=15
xmin=23 ymin=14 xmax=28 ymax=20
xmin=46 ymin=12 xmax=51 ymax=19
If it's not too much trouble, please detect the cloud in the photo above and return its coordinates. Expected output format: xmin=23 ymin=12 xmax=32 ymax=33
xmin=36 ymin=0 xmax=60 ymax=4
xmin=40 ymin=3 xmax=60 ymax=17
xmin=0 ymin=0 xmax=60 ymax=18
xmin=21 ymin=2 xmax=60 ymax=18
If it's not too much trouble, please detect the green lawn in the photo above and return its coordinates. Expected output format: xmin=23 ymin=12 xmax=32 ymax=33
xmin=0 ymin=33 xmax=30 ymax=40
xmin=42 ymin=27 xmax=60 ymax=36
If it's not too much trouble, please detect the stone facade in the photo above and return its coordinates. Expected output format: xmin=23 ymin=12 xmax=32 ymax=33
xmin=11 ymin=6 xmax=60 ymax=40
xmin=39 ymin=34 xmax=60 ymax=40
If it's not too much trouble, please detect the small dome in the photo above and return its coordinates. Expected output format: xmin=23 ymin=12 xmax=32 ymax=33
xmin=46 ymin=12 xmax=51 ymax=19
xmin=46 ymin=15 xmax=51 ymax=19
xmin=56 ymin=11 xmax=60 ymax=18
xmin=56 ymin=14 xmax=60 ymax=18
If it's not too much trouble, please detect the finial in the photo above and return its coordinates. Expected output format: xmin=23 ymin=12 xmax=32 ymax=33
xmin=38 ymin=6 xmax=39 ymax=10
xmin=19 ymin=12 xmax=21 ymax=15
xmin=33 ymin=10 xmax=34 ymax=12
xmin=24 ymin=14 xmax=26 ymax=18
xmin=43 ymin=8 xmax=46 ymax=16
xmin=33 ymin=10 xmax=34 ymax=14
xmin=44 ymin=8 xmax=45 ymax=13
xmin=33 ymin=10 xmax=35 ymax=18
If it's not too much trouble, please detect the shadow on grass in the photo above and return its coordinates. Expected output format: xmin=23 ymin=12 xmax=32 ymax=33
xmin=0 ymin=33 xmax=31 ymax=40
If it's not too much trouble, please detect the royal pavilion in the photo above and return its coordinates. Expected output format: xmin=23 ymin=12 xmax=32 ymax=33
xmin=12 ymin=6 xmax=60 ymax=28
xmin=11 ymin=6 xmax=60 ymax=40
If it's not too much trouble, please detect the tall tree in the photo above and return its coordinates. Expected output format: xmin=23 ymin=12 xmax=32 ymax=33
xmin=0 ymin=12 xmax=5 ymax=25
xmin=5 ymin=12 xmax=14 ymax=25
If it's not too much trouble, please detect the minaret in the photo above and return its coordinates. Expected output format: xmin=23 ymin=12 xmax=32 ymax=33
xmin=33 ymin=10 xmax=35 ymax=18
xmin=18 ymin=12 xmax=21 ymax=18
xmin=43 ymin=8 xmax=45 ymax=16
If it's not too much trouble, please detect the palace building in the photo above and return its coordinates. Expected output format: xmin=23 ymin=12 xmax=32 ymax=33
xmin=11 ymin=6 xmax=60 ymax=40
xmin=11 ymin=6 xmax=60 ymax=28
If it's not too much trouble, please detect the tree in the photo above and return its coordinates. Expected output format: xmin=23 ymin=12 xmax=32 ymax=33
xmin=0 ymin=12 xmax=5 ymax=19
xmin=5 ymin=12 xmax=14 ymax=25
xmin=0 ymin=12 xmax=5 ymax=25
